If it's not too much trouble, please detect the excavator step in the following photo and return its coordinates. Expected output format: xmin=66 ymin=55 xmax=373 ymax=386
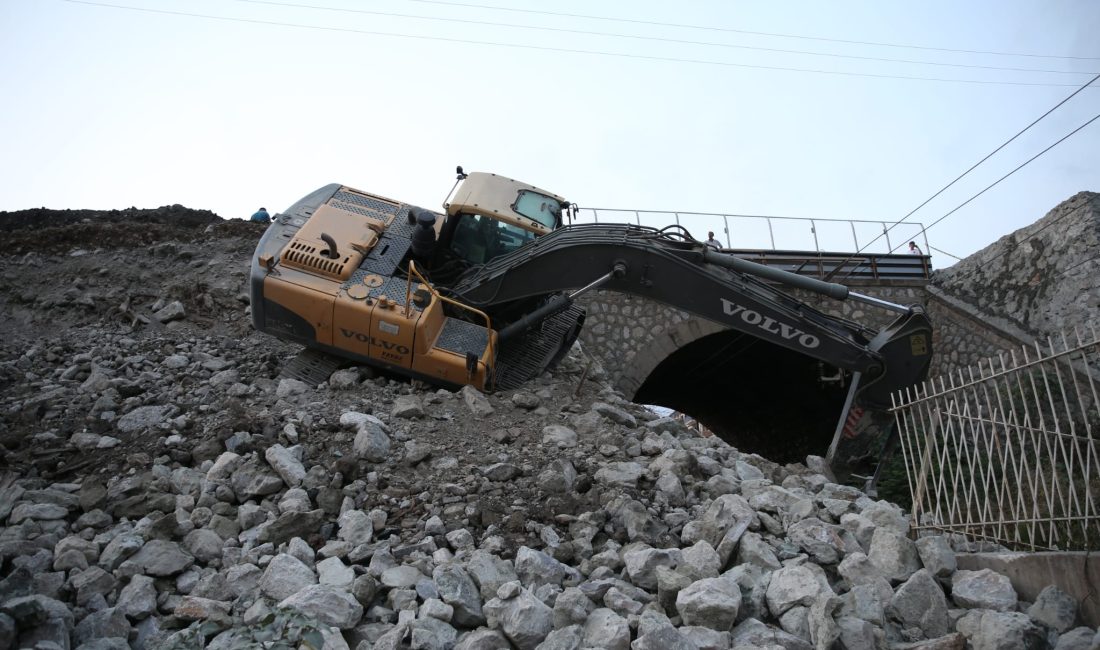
xmin=280 ymin=347 xmax=345 ymax=386
xmin=494 ymin=304 xmax=586 ymax=390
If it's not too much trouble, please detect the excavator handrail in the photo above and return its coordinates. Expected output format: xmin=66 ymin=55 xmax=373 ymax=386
xmin=405 ymin=260 xmax=496 ymax=376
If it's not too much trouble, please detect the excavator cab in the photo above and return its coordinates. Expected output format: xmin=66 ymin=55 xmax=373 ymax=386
xmin=441 ymin=172 xmax=567 ymax=266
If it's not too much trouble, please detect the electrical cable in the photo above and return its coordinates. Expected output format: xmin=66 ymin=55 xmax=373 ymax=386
xmin=823 ymin=72 xmax=1100 ymax=282
xmin=56 ymin=0 xmax=1099 ymax=87
xmin=331 ymin=0 xmax=1100 ymax=62
xmin=226 ymin=0 xmax=1098 ymax=76
xmin=884 ymin=111 xmax=1100 ymax=256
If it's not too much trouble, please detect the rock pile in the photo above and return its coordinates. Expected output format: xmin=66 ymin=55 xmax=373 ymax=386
xmin=0 ymin=209 xmax=1097 ymax=649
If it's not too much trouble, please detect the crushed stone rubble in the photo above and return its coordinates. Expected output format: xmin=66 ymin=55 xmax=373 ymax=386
xmin=0 ymin=212 xmax=1097 ymax=649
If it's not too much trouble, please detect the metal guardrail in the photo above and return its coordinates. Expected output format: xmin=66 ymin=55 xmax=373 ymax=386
xmin=892 ymin=326 xmax=1100 ymax=551
xmin=574 ymin=207 xmax=932 ymax=257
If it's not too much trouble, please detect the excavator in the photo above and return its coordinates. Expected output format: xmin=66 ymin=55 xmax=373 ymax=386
xmin=250 ymin=168 xmax=932 ymax=478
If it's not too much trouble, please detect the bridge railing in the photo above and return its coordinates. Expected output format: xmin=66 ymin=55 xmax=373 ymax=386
xmin=891 ymin=326 xmax=1100 ymax=551
xmin=572 ymin=207 xmax=931 ymax=257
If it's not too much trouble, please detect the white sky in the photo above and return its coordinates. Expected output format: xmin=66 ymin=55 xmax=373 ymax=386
xmin=2 ymin=0 xmax=1098 ymax=266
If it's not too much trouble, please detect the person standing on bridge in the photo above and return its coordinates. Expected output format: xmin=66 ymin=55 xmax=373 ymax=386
xmin=908 ymin=241 xmax=923 ymax=255
xmin=705 ymin=231 xmax=722 ymax=250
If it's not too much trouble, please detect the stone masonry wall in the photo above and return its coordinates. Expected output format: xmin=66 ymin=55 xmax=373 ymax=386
xmin=932 ymin=191 xmax=1100 ymax=341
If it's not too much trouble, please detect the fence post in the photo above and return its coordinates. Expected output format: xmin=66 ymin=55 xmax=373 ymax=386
xmin=723 ymin=216 xmax=730 ymax=248
xmin=810 ymin=220 xmax=820 ymax=252
xmin=882 ymin=223 xmax=892 ymax=253
xmin=767 ymin=218 xmax=776 ymax=249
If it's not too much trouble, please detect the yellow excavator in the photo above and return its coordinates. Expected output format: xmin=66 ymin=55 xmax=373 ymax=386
xmin=250 ymin=168 xmax=932 ymax=475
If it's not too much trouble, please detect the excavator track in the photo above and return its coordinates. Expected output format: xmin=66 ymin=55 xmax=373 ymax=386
xmin=493 ymin=304 xmax=586 ymax=390
xmin=280 ymin=348 xmax=345 ymax=386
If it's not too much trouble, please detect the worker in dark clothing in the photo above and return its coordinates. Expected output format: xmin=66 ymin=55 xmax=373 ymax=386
xmin=250 ymin=207 xmax=271 ymax=224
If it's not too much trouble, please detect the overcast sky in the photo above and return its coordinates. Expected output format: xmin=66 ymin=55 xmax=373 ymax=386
xmin=2 ymin=0 xmax=1097 ymax=265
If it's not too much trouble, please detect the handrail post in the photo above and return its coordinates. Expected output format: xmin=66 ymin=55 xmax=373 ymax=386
xmin=767 ymin=218 xmax=776 ymax=249
xmin=850 ymin=221 xmax=859 ymax=251
xmin=810 ymin=219 xmax=820 ymax=252
xmin=882 ymin=223 xmax=892 ymax=252
xmin=593 ymin=209 xmax=599 ymax=224
xmin=922 ymin=228 xmax=930 ymax=259
xmin=634 ymin=211 xmax=641 ymax=226
xmin=674 ymin=212 xmax=680 ymax=227
xmin=723 ymin=215 xmax=730 ymax=248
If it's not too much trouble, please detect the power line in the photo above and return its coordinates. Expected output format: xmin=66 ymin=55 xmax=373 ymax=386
xmin=228 ymin=0 xmax=1098 ymax=76
xmin=888 ymin=111 xmax=1100 ymax=253
xmin=361 ymin=0 xmax=1100 ymax=62
xmin=56 ymin=0 xmax=1099 ymax=88
xmin=824 ymin=72 xmax=1100 ymax=281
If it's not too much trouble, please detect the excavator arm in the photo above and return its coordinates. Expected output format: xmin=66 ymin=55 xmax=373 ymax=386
xmin=450 ymin=223 xmax=932 ymax=411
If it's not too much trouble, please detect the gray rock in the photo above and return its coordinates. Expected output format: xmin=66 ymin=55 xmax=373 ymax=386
xmin=9 ymin=503 xmax=68 ymax=523
xmin=835 ymin=616 xmax=877 ymax=650
xmin=592 ymin=402 xmax=636 ymax=427
xmin=74 ymin=607 xmax=130 ymax=647
xmin=264 ymin=444 xmax=306 ymax=487
xmin=410 ymin=616 xmax=459 ymax=649
xmin=338 ymin=509 xmax=375 ymax=545
xmin=867 ymin=527 xmax=922 ymax=584
xmin=956 ymin=609 xmax=1047 ymax=650
xmin=230 ymin=458 xmax=285 ymax=499
xmin=182 ymin=528 xmax=223 ymax=563
xmin=807 ymin=595 xmax=841 ymax=650
xmin=536 ymin=624 xmax=583 ymax=650
xmin=153 ymin=300 xmax=186 ymax=322
xmin=98 ymin=533 xmax=143 ymax=571
xmin=1026 ymin=585 xmax=1077 ymax=632
xmin=582 ymin=608 xmax=630 ymax=650
xmin=483 ymin=586 xmax=553 ymax=650
xmin=317 ymin=556 xmax=355 ymax=590
xmin=116 ymin=404 xmax=172 ymax=433
xmin=466 ymin=550 xmax=519 ymax=601
xmin=461 ymin=385 xmax=495 ymax=417
xmin=516 ymin=546 xmax=578 ymax=589
xmin=679 ymin=625 xmax=729 ymax=650
xmin=280 ymin=584 xmax=364 ymax=629
xmin=116 ymin=575 xmax=157 ymax=620
xmin=836 ymin=551 xmax=880 ymax=587
xmin=260 ymin=553 xmax=316 ymax=601
xmin=729 ymin=617 xmax=813 ymax=650
xmin=454 ymin=628 xmax=512 ymax=649
xmin=676 ymin=576 xmax=741 ymax=631
xmin=737 ymin=531 xmax=782 ymax=570
xmin=354 ymin=419 xmax=392 ymax=462
xmin=537 ymin=459 xmax=577 ymax=493
xmin=541 ymin=425 xmax=578 ymax=449
xmin=276 ymin=377 xmax=311 ymax=397
xmin=328 ymin=368 xmax=361 ymax=389
xmin=128 ymin=539 xmax=194 ymax=576
xmin=1053 ymin=627 xmax=1097 ymax=650
xmin=257 ymin=508 xmax=325 ymax=546
xmin=680 ymin=540 xmax=721 ymax=580
xmin=594 ymin=462 xmax=645 ymax=489
xmin=888 ymin=569 xmax=950 ymax=639
xmin=951 ymin=569 xmax=1017 ymax=611
xmin=405 ymin=440 xmax=433 ymax=465
xmin=623 ymin=546 xmax=682 ymax=591
xmin=787 ymin=517 xmax=847 ymax=565
xmin=631 ymin=625 xmax=701 ymax=650
xmin=174 ymin=596 xmax=232 ymax=622
xmin=552 ymin=587 xmax=594 ymax=629
xmin=765 ymin=564 xmax=831 ymax=617
xmin=434 ymin=564 xmax=486 ymax=628
xmin=915 ymin=536 xmax=957 ymax=578
xmin=393 ymin=395 xmax=426 ymax=419
xmin=483 ymin=463 xmax=520 ymax=482
xmin=382 ymin=565 xmax=425 ymax=589
xmin=684 ymin=493 xmax=755 ymax=567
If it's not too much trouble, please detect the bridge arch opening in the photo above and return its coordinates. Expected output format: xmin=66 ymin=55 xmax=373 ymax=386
xmin=631 ymin=328 xmax=849 ymax=463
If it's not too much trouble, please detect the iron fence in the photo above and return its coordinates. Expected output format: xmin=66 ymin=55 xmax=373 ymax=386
xmin=892 ymin=326 xmax=1100 ymax=551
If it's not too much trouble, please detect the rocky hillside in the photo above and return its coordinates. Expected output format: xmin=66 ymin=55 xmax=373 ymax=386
xmin=0 ymin=208 xmax=1096 ymax=649
xmin=932 ymin=191 xmax=1100 ymax=340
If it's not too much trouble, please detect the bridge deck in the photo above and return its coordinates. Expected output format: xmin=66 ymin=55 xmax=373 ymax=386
xmin=722 ymin=249 xmax=931 ymax=281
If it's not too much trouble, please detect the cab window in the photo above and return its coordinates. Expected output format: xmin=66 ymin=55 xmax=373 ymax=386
xmin=449 ymin=214 xmax=537 ymax=265
xmin=512 ymin=190 xmax=561 ymax=229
